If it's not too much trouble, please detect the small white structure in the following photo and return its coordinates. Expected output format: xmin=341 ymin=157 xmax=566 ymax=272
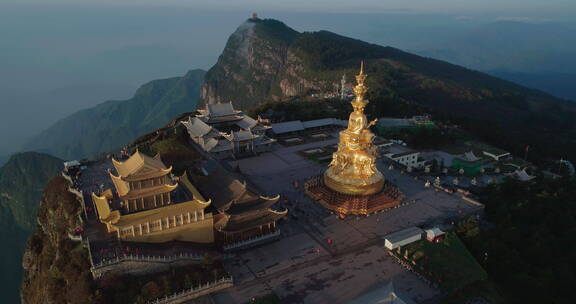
xmin=64 ymin=160 xmax=80 ymax=169
xmin=461 ymin=151 xmax=481 ymax=162
xmin=384 ymin=227 xmax=424 ymax=250
xmin=385 ymin=151 xmax=426 ymax=169
xmin=482 ymin=149 xmax=511 ymax=161
xmin=510 ymin=169 xmax=536 ymax=181
xmin=425 ymin=228 xmax=445 ymax=242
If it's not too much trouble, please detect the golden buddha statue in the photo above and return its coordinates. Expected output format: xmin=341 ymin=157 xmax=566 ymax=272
xmin=324 ymin=62 xmax=384 ymax=195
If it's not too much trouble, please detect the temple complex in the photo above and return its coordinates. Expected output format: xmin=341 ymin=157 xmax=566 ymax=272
xmin=182 ymin=102 xmax=275 ymax=159
xmin=91 ymin=150 xmax=286 ymax=249
xmin=92 ymin=150 xmax=215 ymax=243
xmin=305 ymin=63 xmax=404 ymax=216
xmin=191 ymin=160 xmax=287 ymax=250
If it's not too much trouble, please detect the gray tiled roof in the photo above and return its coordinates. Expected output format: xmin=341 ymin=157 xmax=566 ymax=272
xmin=271 ymin=120 xmax=305 ymax=134
xmin=207 ymin=102 xmax=238 ymax=117
xmin=182 ymin=117 xmax=212 ymax=137
xmin=236 ymin=116 xmax=258 ymax=130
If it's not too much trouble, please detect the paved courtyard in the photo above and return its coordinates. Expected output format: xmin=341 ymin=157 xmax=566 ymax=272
xmin=214 ymin=136 xmax=483 ymax=303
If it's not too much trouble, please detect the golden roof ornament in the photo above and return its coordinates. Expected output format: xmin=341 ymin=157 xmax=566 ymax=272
xmin=351 ymin=61 xmax=369 ymax=109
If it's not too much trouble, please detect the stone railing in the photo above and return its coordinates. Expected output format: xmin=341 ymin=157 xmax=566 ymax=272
xmin=90 ymin=252 xmax=204 ymax=279
xmin=223 ymin=229 xmax=281 ymax=251
xmin=92 ymin=252 xmax=204 ymax=269
xmin=147 ymin=277 xmax=233 ymax=304
xmin=67 ymin=185 xmax=87 ymax=218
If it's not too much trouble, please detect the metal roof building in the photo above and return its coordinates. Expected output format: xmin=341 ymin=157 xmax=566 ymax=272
xmin=384 ymin=227 xmax=424 ymax=250
xmin=271 ymin=118 xmax=347 ymax=135
xmin=271 ymin=120 xmax=305 ymax=134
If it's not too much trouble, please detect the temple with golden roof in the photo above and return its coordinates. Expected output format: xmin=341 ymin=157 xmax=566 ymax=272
xmin=92 ymin=150 xmax=286 ymax=249
xmin=92 ymin=150 xmax=215 ymax=243
xmin=305 ymin=63 xmax=405 ymax=217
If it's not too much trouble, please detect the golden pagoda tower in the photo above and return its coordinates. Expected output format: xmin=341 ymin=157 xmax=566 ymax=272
xmin=324 ymin=62 xmax=384 ymax=195
xmin=305 ymin=62 xmax=404 ymax=216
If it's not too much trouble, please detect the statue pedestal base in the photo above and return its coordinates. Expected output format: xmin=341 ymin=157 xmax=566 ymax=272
xmin=323 ymin=167 xmax=384 ymax=195
xmin=305 ymin=175 xmax=404 ymax=217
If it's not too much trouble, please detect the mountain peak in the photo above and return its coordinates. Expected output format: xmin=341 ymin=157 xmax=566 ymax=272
xmin=249 ymin=18 xmax=299 ymax=43
xmin=202 ymin=18 xmax=576 ymax=161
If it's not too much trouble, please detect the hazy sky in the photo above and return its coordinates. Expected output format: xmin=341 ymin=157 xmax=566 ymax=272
xmin=3 ymin=0 xmax=576 ymax=17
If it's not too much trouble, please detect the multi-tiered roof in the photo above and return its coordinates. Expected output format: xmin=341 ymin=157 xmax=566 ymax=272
xmin=92 ymin=151 xmax=215 ymax=243
xmin=109 ymin=150 xmax=177 ymax=212
xmin=191 ymin=160 xmax=286 ymax=237
xmin=182 ymin=102 xmax=274 ymax=157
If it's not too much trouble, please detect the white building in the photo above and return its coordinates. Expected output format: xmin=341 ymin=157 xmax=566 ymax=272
xmin=482 ymin=149 xmax=511 ymax=161
xmin=384 ymin=227 xmax=424 ymax=250
xmin=63 ymin=160 xmax=80 ymax=169
xmin=460 ymin=151 xmax=482 ymax=162
xmin=425 ymin=227 xmax=445 ymax=242
xmin=385 ymin=151 xmax=427 ymax=169
xmin=182 ymin=102 xmax=275 ymax=159
xmin=509 ymin=169 xmax=536 ymax=181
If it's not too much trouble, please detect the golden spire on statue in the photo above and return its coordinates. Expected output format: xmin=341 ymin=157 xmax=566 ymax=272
xmin=323 ymin=61 xmax=384 ymax=195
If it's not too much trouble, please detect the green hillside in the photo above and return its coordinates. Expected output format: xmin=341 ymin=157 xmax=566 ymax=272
xmin=24 ymin=69 xmax=205 ymax=160
xmin=0 ymin=152 xmax=63 ymax=304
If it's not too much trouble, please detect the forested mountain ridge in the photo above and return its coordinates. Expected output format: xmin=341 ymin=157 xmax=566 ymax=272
xmin=202 ymin=18 xmax=576 ymax=162
xmin=24 ymin=69 xmax=205 ymax=161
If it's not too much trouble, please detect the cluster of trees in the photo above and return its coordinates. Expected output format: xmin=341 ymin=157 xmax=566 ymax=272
xmin=460 ymin=177 xmax=576 ymax=304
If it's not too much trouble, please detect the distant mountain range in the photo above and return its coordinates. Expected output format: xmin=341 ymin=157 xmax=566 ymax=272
xmin=203 ymin=18 xmax=576 ymax=161
xmin=0 ymin=83 xmax=137 ymax=157
xmin=24 ymin=69 xmax=205 ymax=160
xmin=0 ymin=152 xmax=62 ymax=304
xmin=415 ymin=21 xmax=576 ymax=102
xmin=419 ymin=21 xmax=576 ymax=74
xmin=489 ymin=71 xmax=576 ymax=102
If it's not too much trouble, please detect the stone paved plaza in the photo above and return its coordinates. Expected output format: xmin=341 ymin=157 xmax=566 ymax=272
xmin=213 ymin=136 xmax=483 ymax=303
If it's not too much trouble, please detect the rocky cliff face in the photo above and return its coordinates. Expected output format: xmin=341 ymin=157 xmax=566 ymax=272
xmin=202 ymin=19 xmax=348 ymax=109
xmin=21 ymin=176 xmax=94 ymax=304
xmin=201 ymin=18 xmax=300 ymax=109
xmin=0 ymin=152 xmax=63 ymax=304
